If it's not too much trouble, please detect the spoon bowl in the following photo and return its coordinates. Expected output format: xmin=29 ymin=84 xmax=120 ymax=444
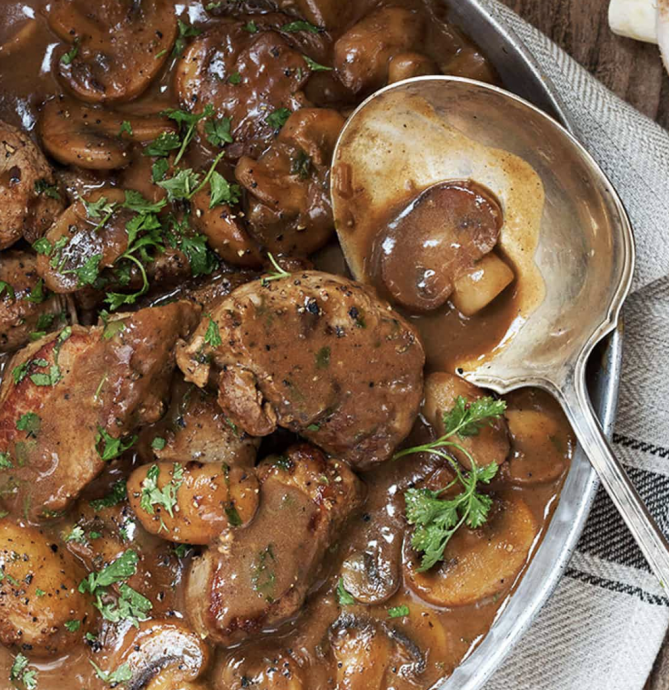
xmin=332 ymin=78 xmax=669 ymax=590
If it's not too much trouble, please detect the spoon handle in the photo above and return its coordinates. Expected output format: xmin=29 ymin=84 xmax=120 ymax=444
xmin=561 ymin=374 xmax=669 ymax=590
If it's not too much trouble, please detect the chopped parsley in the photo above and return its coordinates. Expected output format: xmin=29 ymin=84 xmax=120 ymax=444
xmin=228 ymin=71 xmax=242 ymax=85
xmin=34 ymin=178 xmax=61 ymax=200
xmin=24 ymin=278 xmax=46 ymax=304
xmin=90 ymin=661 xmax=132 ymax=686
xmin=95 ymin=426 xmax=137 ymax=462
xmin=64 ymin=619 xmax=81 ymax=632
xmin=139 ymin=463 xmax=184 ymax=519
xmin=89 ymin=480 xmax=127 ymax=511
xmin=266 ymin=107 xmax=291 ymax=130
xmin=15 ymin=412 xmax=40 ymax=439
xmin=209 ymin=171 xmax=241 ymax=207
xmin=395 ymin=395 xmax=507 ymax=572
xmin=60 ymin=38 xmax=80 ymax=65
xmin=118 ymin=120 xmax=133 ymax=137
xmin=261 ymin=253 xmax=290 ymax=286
xmin=336 ymin=577 xmax=355 ymax=605
xmin=251 ymin=544 xmax=276 ymax=602
xmin=151 ymin=436 xmax=166 ymax=451
xmin=143 ymin=131 xmax=181 ymax=157
xmin=32 ymin=237 xmax=52 ymax=255
xmin=243 ymin=20 xmax=258 ymax=33
xmin=204 ymin=115 xmax=233 ymax=147
xmin=204 ymin=316 xmax=222 ymax=347
xmin=0 ymin=453 xmax=13 ymax=469
xmin=9 ymin=653 xmax=38 ymax=690
xmin=172 ymin=19 xmax=201 ymax=58
xmin=291 ymin=150 xmax=311 ymax=179
xmin=281 ymin=20 xmax=321 ymax=33
xmin=303 ymin=55 xmax=332 ymax=71
xmin=0 ymin=281 xmax=15 ymax=300
xmin=388 ymin=605 xmax=410 ymax=618
xmin=64 ymin=525 xmax=86 ymax=544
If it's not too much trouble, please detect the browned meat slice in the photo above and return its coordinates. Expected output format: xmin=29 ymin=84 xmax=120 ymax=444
xmin=380 ymin=181 xmax=503 ymax=311
xmin=235 ymin=108 xmax=345 ymax=256
xmin=177 ymin=271 xmax=425 ymax=469
xmin=175 ymin=21 xmax=311 ymax=156
xmin=0 ymin=120 xmax=64 ymax=249
xmin=333 ymin=8 xmax=426 ymax=95
xmin=39 ymin=97 xmax=176 ymax=170
xmin=0 ymin=301 xmax=200 ymax=522
xmin=0 ymin=251 xmax=67 ymax=353
xmin=185 ymin=444 xmax=363 ymax=645
xmin=329 ymin=614 xmax=426 ymax=689
xmin=35 ymin=188 xmax=132 ymax=294
xmin=127 ymin=461 xmax=259 ymax=544
xmin=48 ymin=0 xmax=177 ymax=103
xmin=152 ymin=377 xmax=260 ymax=467
xmin=0 ymin=520 xmax=94 ymax=657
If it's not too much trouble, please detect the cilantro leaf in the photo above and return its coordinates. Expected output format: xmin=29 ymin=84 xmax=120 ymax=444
xmin=122 ymin=190 xmax=167 ymax=214
xmin=179 ymin=232 xmax=218 ymax=277
xmin=152 ymin=158 xmax=170 ymax=182
xmin=62 ymin=253 xmax=102 ymax=287
xmin=90 ymin=661 xmax=132 ymax=686
xmin=157 ymin=168 xmax=201 ymax=201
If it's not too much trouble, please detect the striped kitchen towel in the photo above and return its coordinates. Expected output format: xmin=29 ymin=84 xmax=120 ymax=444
xmin=479 ymin=2 xmax=669 ymax=690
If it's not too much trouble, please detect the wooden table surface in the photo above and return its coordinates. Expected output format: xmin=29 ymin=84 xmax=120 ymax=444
xmin=497 ymin=1 xmax=669 ymax=688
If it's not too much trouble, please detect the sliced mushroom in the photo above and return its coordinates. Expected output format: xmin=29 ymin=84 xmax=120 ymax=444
xmin=451 ymin=252 xmax=515 ymax=316
xmin=404 ymin=493 xmax=538 ymax=607
xmin=0 ymin=520 xmax=95 ymax=657
xmin=387 ymin=51 xmax=438 ymax=84
xmin=235 ymin=107 xmax=345 ymax=256
xmin=39 ymin=97 xmax=176 ymax=170
xmin=190 ymin=189 xmax=263 ymax=268
xmin=422 ymin=372 xmax=510 ymax=470
xmin=108 ymin=620 xmax=210 ymax=690
xmin=48 ymin=0 xmax=177 ymax=103
xmin=175 ymin=21 xmax=310 ymax=155
xmin=0 ymin=251 xmax=67 ymax=353
xmin=333 ymin=8 xmax=425 ymax=95
xmin=380 ymin=181 xmax=503 ymax=311
xmin=216 ymin=649 xmax=305 ymax=690
xmin=0 ymin=120 xmax=64 ymax=249
xmin=127 ymin=461 xmax=260 ymax=544
xmin=329 ymin=614 xmax=426 ymax=690
xmin=503 ymin=389 xmax=575 ymax=486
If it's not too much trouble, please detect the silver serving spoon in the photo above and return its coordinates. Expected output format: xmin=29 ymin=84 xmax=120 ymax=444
xmin=331 ymin=76 xmax=669 ymax=587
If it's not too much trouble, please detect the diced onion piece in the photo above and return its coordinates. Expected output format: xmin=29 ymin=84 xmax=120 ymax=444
xmin=451 ymin=253 xmax=514 ymax=317
xmin=609 ymin=0 xmax=658 ymax=43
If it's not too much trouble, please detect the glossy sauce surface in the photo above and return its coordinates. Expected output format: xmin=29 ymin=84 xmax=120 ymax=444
xmin=0 ymin=2 xmax=572 ymax=689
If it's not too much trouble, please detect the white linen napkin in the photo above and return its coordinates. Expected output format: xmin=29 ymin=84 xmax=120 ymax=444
xmin=478 ymin=2 xmax=669 ymax=689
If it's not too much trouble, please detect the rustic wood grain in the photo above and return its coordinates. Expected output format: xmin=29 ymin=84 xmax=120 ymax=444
xmin=499 ymin=0 xmax=669 ymax=128
xmin=497 ymin=3 xmax=669 ymax=689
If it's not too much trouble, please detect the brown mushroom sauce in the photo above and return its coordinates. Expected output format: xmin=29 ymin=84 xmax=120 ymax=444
xmin=0 ymin=1 xmax=575 ymax=689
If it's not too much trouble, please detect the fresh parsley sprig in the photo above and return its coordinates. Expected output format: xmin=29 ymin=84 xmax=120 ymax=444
xmin=395 ymin=395 xmax=506 ymax=572
xmin=261 ymin=253 xmax=291 ymax=286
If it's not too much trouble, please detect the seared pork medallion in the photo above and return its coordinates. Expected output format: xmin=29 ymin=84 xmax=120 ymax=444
xmin=177 ymin=271 xmax=425 ymax=469
xmin=0 ymin=0 xmax=575 ymax=688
